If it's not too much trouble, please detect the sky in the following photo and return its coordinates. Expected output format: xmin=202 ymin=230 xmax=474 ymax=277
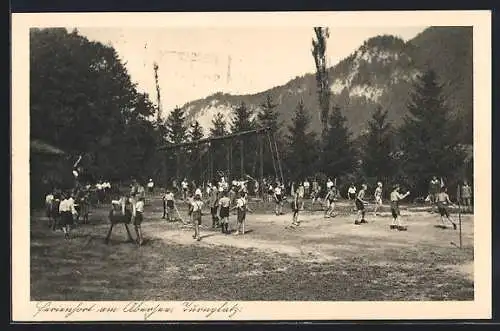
xmin=76 ymin=26 xmax=426 ymax=115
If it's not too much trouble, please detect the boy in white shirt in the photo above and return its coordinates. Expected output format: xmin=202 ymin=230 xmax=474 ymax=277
xmin=274 ymin=183 xmax=283 ymax=216
xmin=162 ymin=189 xmax=175 ymax=221
xmin=373 ymin=182 xmax=383 ymax=216
xmin=232 ymin=192 xmax=252 ymax=235
xmin=218 ymin=191 xmax=231 ymax=234
xmin=190 ymin=194 xmax=204 ymax=241
xmin=59 ymin=192 xmax=78 ymax=239
xmin=390 ymin=184 xmax=410 ymax=231
xmin=133 ymin=197 xmax=145 ymax=246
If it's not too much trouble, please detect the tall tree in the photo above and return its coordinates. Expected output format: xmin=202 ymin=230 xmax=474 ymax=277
xmin=322 ymin=105 xmax=358 ymax=180
xmin=187 ymin=120 xmax=204 ymax=184
xmin=230 ymin=102 xmax=257 ymax=178
xmin=361 ymin=105 xmax=395 ymax=184
xmin=164 ymin=106 xmax=188 ymax=179
xmin=30 ymin=27 xmax=158 ymax=184
xmin=209 ymin=112 xmax=229 ymax=177
xmin=286 ymin=100 xmax=319 ymax=181
xmin=312 ymin=27 xmax=331 ymax=144
xmin=257 ymin=95 xmax=283 ymax=179
xmin=398 ymin=69 xmax=466 ymax=196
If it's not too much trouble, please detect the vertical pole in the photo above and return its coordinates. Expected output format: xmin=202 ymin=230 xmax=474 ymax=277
xmin=209 ymin=143 xmax=213 ymax=184
xmin=259 ymin=134 xmax=264 ymax=198
xmin=240 ymin=139 xmax=244 ymax=179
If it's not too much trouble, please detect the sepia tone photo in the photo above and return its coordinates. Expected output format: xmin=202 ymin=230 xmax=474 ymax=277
xmin=12 ymin=11 xmax=491 ymax=321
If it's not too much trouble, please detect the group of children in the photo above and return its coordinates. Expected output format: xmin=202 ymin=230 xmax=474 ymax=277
xmin=45 ymin=189 xmax=79 ymax=239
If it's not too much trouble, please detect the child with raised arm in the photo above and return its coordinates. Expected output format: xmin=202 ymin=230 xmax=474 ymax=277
xmin=390 ymin=184 xmax=410 ymax=231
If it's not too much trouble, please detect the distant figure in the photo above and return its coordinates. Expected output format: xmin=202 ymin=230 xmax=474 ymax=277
xmin=428 ymin=176 xmax=441 ymax=212
xmin=232 ymin=191 xmax=252 ymax=235
xmin=208 ymin=185 xmax=220 ymax=228
xmin=347 ymin=184 xmax=356 ymax=200
xmin=274 ymin=182 xmax=284 ymax=216
xmin=324 ymin=185 xmax=338 ymax=218
xmin=162 ymin=189 xmax=175 ymax=221
xmin=373 ymin=182 xmax=383 ymax=216
xmin=59 ymin=192 xmax=78 ymax=240
xmin=133 ymin=197 xmax=145 ymax=246
xmin=461 ymin=181 xmax=472 ymax=212
xmin=303 ymin=179 xmax=310 ymax=199
xmin=326 ymin=178 xmax=334 ymax=190
xmin=218 ymin=191 xmax=231 ymax=234
xmin=147 ymin=179 xmax=154 ymax=194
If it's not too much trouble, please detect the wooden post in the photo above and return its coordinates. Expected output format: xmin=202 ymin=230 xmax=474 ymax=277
xmin=240 ymin=139 xmax=244 ymax=179
xmin=259 ymin=134 xmax=264 ymax=198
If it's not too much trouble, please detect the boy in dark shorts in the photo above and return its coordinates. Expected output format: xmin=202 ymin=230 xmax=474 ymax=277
xmin=389 ymin=184 xmax=410 ymax=231
xmin=162 ymin=189 xmax=175 ymax=221
xmin=436 ymin=187 xmax=457 ymax=230
xmin=274 ymin=182 xmax=284 ymax=216
xmin=354 ymin=184 xmax=368 ymax=225
xmin=58 ymin=192 xmax=78 ymax=239
xmin=232 ymin=191 xmax=252 ymax=235
xmin=190 ymin=194 xmax=204 ymax=241
xmin=324 ymin=186 xmax=338 ymax=218
xmin=208 ymin=185 xmax=220 ymax=228
xmin=133 ymin=197 xmax=145 ymax=246
xmin=218 ymin=191 xmax=231 ymax=234
xmin=288 ymin=185 xmax=303 ymax=229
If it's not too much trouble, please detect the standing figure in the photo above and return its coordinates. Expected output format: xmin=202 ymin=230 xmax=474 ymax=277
xmin=428 ymin=176 xmax=441 ymax=212
xmin=163 ymin=189 xmax=175 ymax=221
xmin=273 ymin=182 xmax=283 ymax=216
xmin=133 ymin=197 xmax=145 ymax=246
xmin=373 ymin=182 xmax=383 ymax=216
xmin=45 ymin=190 xmax=55 ymax=228
xmin=289 ymin=183 xmax=303 ymax=228
xmin=208 ymin=185 xmax=220 ymax=228
xmin=181 ymin=178 xmax=189 ymax=200
xmin=147 ymin=178 xmax=154 ymax=194
xmin=190 ymin=194 xmax=204 ymax=241
xmin=436 ymin=187 xmax=457 ymax=230
xmin=58 ymin=192 xmax=78 ymax=239
xmin=347 ymin=184 xmax=356 ymax=200
xmin=354 ymin=184 xmax=368 ymax=225
xmin=233 ymin=191 xmax=252 ymax=235
xmin=389 ymin=184 xmax=410 ymax=231
xmin=303 ymin=179 xmax=310 ymax=199
xmin=324 ymin=186 xmax=337 ymax=218
xmin=461 ymin=180 xmax=472 ymax=213
xmin=218 ymin=191 xmax=231 ymax=234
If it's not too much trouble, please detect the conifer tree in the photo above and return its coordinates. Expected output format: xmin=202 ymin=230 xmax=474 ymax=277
xmin=257 ymin=95 xmax=283 ymax=178
xmin=322 ymin=105 xmax=358 ymax=180
xmin=286 ymin=100 xmax=319 ymax=181
xmin=398 ymin=69 xmax=466 ymax=196
xmin=230 ymin=102 xmax=257 ymax=178
xmin=361 ymin=105 xmax=395 ymax=185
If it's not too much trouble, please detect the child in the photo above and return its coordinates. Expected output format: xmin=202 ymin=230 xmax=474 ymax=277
xmin=324 ymin=186 xmax=337 ymax=218
xmin=389 ymin=184 xmax=410 ymax=231
xmin=162 ymin=189 xmax=175 ymax=221
xmin=45 ymin=190 xmax=55 ymax=227
xmin=436 ymin=187 xmax=458 ymax=230
xmin=274 ymin=182 xmax=283 ymax=216
xmin=288 ymin=185 xmax=303 ymax=229
xmin=354 ymin=184 xmax=368 ymax=225
xmin=348 ymin=184 xmax=356 ymax=200
xmin=190 ymin=194 xmax=204 ymax=241
xmin=461 ymin=181 xmax=472 ymax=213
xmin=208 ymin=185 xmax=220 ymax=228
xmin=232 ymin=191 xmax=252 ymax=235
xmin=373 ymin=182 xmax=383 ymax=216
xmin=218 ymin=191 xmax=231 ymax=234
xmin=133 ymin=197 xmax=145 ymax=246
xmin=58 ymin=192 xmax=78 ymax=239
xmin=303 ymin=179 xmax=310 ymax=199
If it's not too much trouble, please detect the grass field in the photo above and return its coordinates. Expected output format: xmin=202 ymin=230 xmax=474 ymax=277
xmin=30 ymin=194 xmax=474 ymax=301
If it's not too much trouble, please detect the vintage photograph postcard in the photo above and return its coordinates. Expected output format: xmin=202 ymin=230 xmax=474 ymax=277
xmin=11 ymin=10 xmax=491 ymax=321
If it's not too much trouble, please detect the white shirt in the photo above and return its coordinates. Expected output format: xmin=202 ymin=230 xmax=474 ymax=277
xmin=236 ymin=197 xmax=246 ymax=209
xmin=348 ymin=187 xmax=356 ymax=194
xmin=326 ymin=181 xmax=333 ymax=189
xmin=303 ymin=181 xmax=310 ymax=188
xmin=191 ymin=200 xmax=204 ymax=212
xmin=72 ymin=170 xmax=79 ymax=178
xmin=195 ymin=188 xmax=202 ymax=196
xmin=147 ymin=181 xmax=154 ymax=188
xmin=274 ymin=187 xmax=282 ymax=195
xmin=59 ymin=198 xmax=77 ymax=214
xmin=135 ymin=200 xmax=144 ymax=213
xmin=45 ymin=194 xmax=54 ymax=204
xmin=164 ymin=192 xmax=174 ymax=201
xmin=96 ymin=183 xmax=103 ymax=190
xmin=182 ymin=181 xmax=188 ymax=189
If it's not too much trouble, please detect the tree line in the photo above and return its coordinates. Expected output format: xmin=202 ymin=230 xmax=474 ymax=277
xmin=30 ymin=28 xmax=471 ymax=202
